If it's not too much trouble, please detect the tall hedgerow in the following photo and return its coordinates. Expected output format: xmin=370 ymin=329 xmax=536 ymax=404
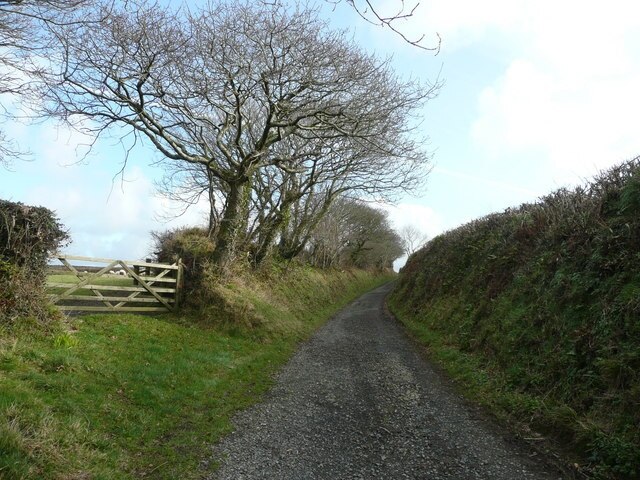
xmin=0 ymin=200 xmax=69 ymax=325
xmin=392 ymin=157 xmax=640 ymax=478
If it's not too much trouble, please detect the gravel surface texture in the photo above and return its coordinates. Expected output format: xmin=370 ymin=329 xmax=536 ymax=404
xmin=207 ymin=283 xmax=565 ymax=479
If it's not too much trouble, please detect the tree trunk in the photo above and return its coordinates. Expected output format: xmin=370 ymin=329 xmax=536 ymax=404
xmin=207 ymin=170 xmax=219 ymax=239
xmin=254 ymin=196 xmax=297 ymax=265
xmin=278 ymin=227 xmax=303 ymax=260
xmin=211 ymin=179 xmax=251 ymax=269
xmin=278 ymin=207 xmax=325 ymax=260
xmin=253 ymin=216 xmax=281 ymax=266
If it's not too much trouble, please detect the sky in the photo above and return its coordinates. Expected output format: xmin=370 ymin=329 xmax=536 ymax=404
xmin=2 ymin=0 xmax=640 ymax=269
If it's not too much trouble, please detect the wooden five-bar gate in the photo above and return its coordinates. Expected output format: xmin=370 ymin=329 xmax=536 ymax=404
xmin=47 ymin=255 xmax=184 ymax=313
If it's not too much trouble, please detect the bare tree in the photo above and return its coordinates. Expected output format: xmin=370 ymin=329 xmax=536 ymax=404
xmin=0 ymin=0 xmax=89 ymax=86
xmin=307 ymin=197 xmax=403 ymax=269
xmin=41 ymin=0 xmax=436 ymax=269
xmin=265 ymin=0 xmax=440 ymax=52
xmin=334 ymin=0 xmax=440 ymax=52
xmin=244 ymin=122 xmax=435 ymax=264
xmin=0 ymin=0 xmax=99 ymax=168
xmin=155 ymin=161 xmax=225 ymax=237
xmin=399 ymin=224 xmax=428 ymax=255
xmin=305 ymin=196 xmax=353 ymax=268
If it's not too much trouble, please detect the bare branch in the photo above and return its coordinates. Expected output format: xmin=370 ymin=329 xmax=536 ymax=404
xmin=398 ymin=224 xmax=428 ymax=255
xmin=40 ymin=0 xmax=437 ymax=267
xmin=0 ymin=0 xmax=106 ymax=168
xmin=325 ymin=0 xmax=440 ymax=52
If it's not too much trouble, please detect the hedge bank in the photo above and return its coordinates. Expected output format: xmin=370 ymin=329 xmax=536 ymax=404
xmin=390 ymin=158 xmax=640 ymax=478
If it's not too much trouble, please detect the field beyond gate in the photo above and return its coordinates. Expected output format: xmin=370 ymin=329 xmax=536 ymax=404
xmin=46 ymin=254 xmax=184 ymax=313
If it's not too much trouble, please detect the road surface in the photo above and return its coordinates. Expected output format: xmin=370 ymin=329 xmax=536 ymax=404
xmin=208 ymin=283 xmax=563 ymax=479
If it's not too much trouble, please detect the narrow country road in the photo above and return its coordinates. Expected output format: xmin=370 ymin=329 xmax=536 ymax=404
xmin=207 ymin=283 xmax=564 ymax=479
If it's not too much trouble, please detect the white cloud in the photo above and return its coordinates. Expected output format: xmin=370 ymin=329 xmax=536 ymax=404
xmin=373 ymin=1 xmax=640 ymax=179
xmin=381 ymin=202 xmax=444 ymax=246
xmin=8 ymin=122 xmax=210 ymax=260
xmin=372 ymin=0 xmax=531 ymax=53
xmin=449 ymin=1 xmax=640 ymax=185
xmin=383 ymin=202 xmax=444 ymax=240
xmin=388 ymin=0 xmax=640 ymax=56
xmin=380 ymin=202 xmax=444 ymax=270
xmin=363 ymin=0 xmax=640 ymax=198
xmin=27 ymin=170 xmax=209 ymax=260
xmin=28 ymin=180 xmax=138 ymax=258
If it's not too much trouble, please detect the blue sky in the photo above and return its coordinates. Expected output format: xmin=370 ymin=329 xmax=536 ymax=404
xmin=2 ymin=0 xmax=640 ymax=266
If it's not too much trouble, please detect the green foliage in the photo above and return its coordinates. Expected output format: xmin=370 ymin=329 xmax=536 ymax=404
xmin=0 ymin=200 xmax=69 ymax=326
xmin=153 ymin=226 xmax=214 ymax=269
xmin=186 ymin=259 xmax=395 ymax=339
xmin=1 ymin=261 xmax=62 ymax=327
xmin=0 ymin=200 xmax=69 ymax=269
xmin=52 ymin=332 xmax=79 ymax=349
xmin=391 ymin=157 xmax=640 ymax=478
xmin=0 ymin=260 xmax=19 ymax=310
xmin=589 ymin=432 xmax=640 ymax=478
xmin=152 ymin=226 xmax=215 ymax=291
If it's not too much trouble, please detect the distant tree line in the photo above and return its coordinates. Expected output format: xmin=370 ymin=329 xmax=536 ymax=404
xmin=154 ymin=197 xmax=403 ymax=273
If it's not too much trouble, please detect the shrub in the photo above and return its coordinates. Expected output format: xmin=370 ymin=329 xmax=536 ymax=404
xmin=0 ymin=200 xmax=69 ymax=268
xmin=0 ymin=200 xmax=68 ymax=325
xmin=152 ymin=226 xmax=215 ymax=293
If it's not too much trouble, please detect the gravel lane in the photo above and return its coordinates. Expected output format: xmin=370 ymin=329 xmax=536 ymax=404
xmin=207 ymin=282 xmax=564 ymax=479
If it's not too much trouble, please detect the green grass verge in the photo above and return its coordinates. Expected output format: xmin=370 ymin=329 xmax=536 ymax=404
xmin=388 ymin=297 xmax=637 ymax=480
xmin=1 ymin=267 xmax=393 ymax=479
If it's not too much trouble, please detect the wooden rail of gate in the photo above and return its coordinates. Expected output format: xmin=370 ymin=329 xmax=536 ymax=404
xmin=46 ymin=255 xmax=184 ymax=313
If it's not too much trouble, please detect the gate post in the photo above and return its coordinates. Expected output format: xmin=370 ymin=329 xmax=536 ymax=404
xmin=174 ymin=259 xmax=184 ymax=309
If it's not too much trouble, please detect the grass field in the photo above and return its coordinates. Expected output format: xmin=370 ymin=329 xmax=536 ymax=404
xmin=1 ymin=267 xmax=393 ymax=479
xmin=46 ymin=274 xmax=135 ymax=296
xmin=1 ymin=313 xmax=286 ymax=479
xmin=47 ymin=274 xmax=134 ymax=286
